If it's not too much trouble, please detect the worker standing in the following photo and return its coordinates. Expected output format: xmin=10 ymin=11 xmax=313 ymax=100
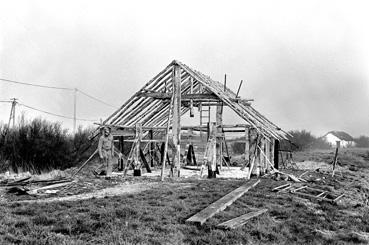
xmin=98 ymin=126 xmax=114 ymax=179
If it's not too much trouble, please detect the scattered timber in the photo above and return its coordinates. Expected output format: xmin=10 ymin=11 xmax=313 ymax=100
xmin=27 ymin=181 xmax=75 ymax=195
xmin=272 ymin=183 xmax=291 ymax=192
xmin=186 ymin=179 xmax=260 ymax=225
xmin=272 ymin=184 xmax=345 ymax=204
xmin=217 ymin=209 xmax=268 ymax=229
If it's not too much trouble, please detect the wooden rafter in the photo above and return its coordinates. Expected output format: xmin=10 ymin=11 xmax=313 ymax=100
xmin=94 ymin=60 xmax=288 ymax=140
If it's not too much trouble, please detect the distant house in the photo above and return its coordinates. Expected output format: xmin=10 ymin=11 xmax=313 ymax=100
xmin=323 ymin=131 xmax=355 ymax=148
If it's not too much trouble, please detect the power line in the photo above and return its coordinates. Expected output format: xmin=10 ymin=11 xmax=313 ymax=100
xmin=0 ymin=78 xmax=73 ymax=91
xmin=0 ymin=77 xmax=118 ymax=108
xmin=18 ymin=102 xmax=97 ymax=122
xmin=77 ymin=89 xmax=117 ymax=108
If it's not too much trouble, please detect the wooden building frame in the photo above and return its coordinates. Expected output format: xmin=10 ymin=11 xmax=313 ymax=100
xmin=94 ymin=60 xmax=289 ymax=179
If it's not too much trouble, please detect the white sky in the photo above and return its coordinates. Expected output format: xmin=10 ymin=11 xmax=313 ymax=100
xmin=1 ymin=0 xmax=368 ymax=136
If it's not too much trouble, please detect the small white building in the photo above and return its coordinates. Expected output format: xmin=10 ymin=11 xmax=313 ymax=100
xmin=323 ymin=131 xmax=355 ymax=148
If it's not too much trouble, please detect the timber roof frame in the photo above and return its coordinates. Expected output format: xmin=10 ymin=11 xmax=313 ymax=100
xmin=100 ymin=60 xmax=288 ymax=140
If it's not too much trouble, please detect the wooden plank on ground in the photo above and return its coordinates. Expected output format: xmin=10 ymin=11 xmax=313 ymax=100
xmin=272 ymin=183 xmax=290 ymax=192
xmin=186 ymin=179 xmax=260 ymax=225
xmin=217 ymin=209 xmax=268 ymax=229
xmin=27 ymin=181 xmax=75 ymax=194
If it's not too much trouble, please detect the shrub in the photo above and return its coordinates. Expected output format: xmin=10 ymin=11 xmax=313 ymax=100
xmin=0 ymin=116 xmax=97 ymax=173
xmin=287 ymin=130 xmax=330 ymax=151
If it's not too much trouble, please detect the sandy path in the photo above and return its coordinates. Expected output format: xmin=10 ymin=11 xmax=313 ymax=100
xmin=17 ymin=182 xmax=159 ymax=203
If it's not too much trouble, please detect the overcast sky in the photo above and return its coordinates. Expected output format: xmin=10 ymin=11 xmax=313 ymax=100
xmin=1 ymin=0 xmax=368 ymax=136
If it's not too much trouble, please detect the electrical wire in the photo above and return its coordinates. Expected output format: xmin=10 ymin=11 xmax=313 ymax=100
xmin=0 ymin=78 xmax=73 ymax=91
xmin=0 ymin=77 xmax=118 ymax=108
xmin=18 ymin=103 xmax=97 ymax=122
xmin=77 ymin=89 xmax=118 ymax=108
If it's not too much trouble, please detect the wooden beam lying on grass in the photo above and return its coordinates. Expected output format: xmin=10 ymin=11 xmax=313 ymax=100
xmin=186 ymin=179 xmax=260 ymax=225
xmin=272 ymin=183 xmax=291 ymax=192
xmin=27 ymin=181 xmax=75 ymax=195
xmin=217 ymin=209 xmax=268 ymax=229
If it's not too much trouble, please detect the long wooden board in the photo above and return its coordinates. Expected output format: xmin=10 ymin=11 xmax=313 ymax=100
xmin=217 ymin=209 xmax=268 ymax=229
xmin=186 ymin=179 xmax=260 ymax=225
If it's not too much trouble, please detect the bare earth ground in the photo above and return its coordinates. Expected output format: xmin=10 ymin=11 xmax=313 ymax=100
xmin=0 ymin=148 xmax=369 ymax=244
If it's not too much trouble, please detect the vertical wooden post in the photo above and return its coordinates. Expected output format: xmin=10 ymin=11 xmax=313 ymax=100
xmin=270 ymin=138 xmax=275 ymax=170
xmin=161 ymin=95 xmax=175 ymax=181
xmin=187 ymin=128 xmax=194 ymax=165
xmin=149 ymin=130 xmax=154 ymax=167
xmin=190 ymin=77 xmax=194 ymax=117
xmin=133 ymin=123 xmax=142 ymax=176
xmin=249 ymin=129 xmax=260 ymax=178
xmin=245 ymin=126 xmax=250 ymax=166
xmin=216 ymin=103 xmax=223 ymax=168
xmin=119 ymin=136 xmax=124 ymax=171
xmin=265 ymin=137 xmax=270 ymax=172
xmin=260 ymin=137 xmax=265 ymax=175
xmin=172 ymin=64 xmax=181 ymax=177
xmin=274 ymin=140 xmax=280 ymax=169
xmin=206 ymin=123 xmax=217 ymax=178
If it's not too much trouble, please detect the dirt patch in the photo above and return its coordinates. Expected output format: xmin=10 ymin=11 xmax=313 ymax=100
xmin=143 ymin=166 xmax=249 ymax=179
xmin=14 ymin=181 xmax=196 ymax=203
xmin=16 ymin=182 xmax=157 ymax=203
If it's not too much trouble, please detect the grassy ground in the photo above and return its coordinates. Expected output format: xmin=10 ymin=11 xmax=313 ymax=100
xmin=1 ymin=148 xmax=369 ymax=244
xmin=293 ymin=147 xmax=369 ymax=169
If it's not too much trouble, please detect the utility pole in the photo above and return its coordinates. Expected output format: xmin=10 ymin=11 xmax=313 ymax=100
xmin=73 ymin=88 xmax=77 ymax=133
xmin=8 ymin=98 xmax=17 ymax=129
xmin=4 ymin=98 xmax=17 ymax=143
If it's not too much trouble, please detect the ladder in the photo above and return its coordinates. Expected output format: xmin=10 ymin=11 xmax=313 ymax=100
xmin=200 ymin=105 xmax=210 ymax=138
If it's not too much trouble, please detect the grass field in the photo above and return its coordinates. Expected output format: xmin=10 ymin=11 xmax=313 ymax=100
xmin=1 ymin=148 xmax=369 ymax=244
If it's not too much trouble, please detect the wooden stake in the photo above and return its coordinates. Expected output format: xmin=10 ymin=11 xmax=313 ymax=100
xmin=332 ymin=141 xmax=339 ymax=177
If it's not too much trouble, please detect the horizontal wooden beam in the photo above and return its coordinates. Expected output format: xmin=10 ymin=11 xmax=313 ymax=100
xmin=138 ymin=92 xmax=218 ymax=100
xmin=137 ymin=92 xmax=252 ymax=105
xmin=98 ymin=123 xmax=255 ymax=130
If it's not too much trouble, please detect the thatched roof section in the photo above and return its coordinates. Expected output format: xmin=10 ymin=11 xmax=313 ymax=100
xmin=102 ymin=60 xmax=288 ymax=140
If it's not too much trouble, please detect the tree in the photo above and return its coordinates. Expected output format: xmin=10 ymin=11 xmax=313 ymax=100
xmin=354 ymin=136 xmax=369 ymax=148
xmin=288 ymin=130 xmax=316 ymax=150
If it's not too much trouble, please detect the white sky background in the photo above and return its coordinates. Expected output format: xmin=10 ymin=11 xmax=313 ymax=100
xmin=0 ymin=0 xmax=368 ymax=136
